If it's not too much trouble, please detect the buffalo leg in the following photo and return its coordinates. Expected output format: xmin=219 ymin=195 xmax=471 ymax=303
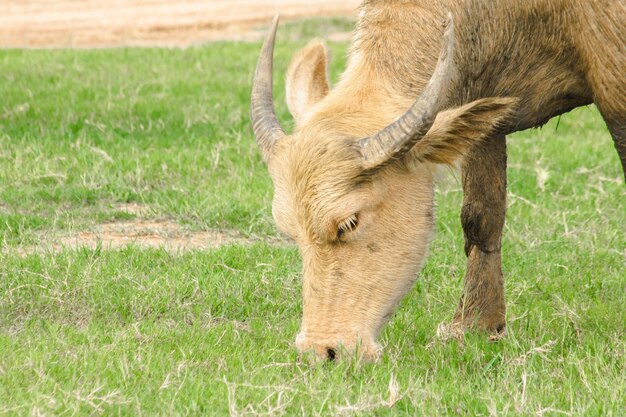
xmin=453 ymin=133 xmax=507 ymax=334
xmin=601 ymin=115 xmax=626 ymax=181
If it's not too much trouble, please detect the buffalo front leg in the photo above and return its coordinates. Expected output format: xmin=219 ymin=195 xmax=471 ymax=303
xmin=453 ymin=133 xmax=507 ymax=335
xmin=601 ymin=114 xmax=626 ymax=181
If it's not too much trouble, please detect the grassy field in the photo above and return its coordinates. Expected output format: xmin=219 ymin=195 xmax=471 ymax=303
xmin=1 ymin=18 xmax=624 ymax=416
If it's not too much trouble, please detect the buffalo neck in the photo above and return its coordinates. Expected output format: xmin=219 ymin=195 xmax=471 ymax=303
xmin=353 ymin=0 xmax=593 ymax=134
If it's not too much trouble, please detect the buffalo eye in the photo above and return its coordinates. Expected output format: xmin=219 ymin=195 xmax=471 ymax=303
xmin=337 ymin=214 xmax=359 ymax=241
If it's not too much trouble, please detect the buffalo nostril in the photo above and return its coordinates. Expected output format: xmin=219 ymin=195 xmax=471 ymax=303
xmin=326 ymin=347 xmax=336 ymax=361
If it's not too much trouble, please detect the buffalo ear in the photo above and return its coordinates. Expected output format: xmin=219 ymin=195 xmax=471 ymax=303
xmin=405 ymin=97 xmax=518 ymax=165
xmin=285 ymin=40 xmax=330 ymax=126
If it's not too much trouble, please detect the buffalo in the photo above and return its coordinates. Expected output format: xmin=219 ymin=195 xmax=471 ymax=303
xmin=250 ymin=0 xmax=625 ymax=361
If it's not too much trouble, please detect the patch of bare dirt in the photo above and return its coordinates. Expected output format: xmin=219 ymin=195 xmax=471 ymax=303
xmin=56 ymin=219 xmax=247 ymax=251
xmin=10 ymin=203 xmax=290 ymax=254
xmin=37 ymin=218 xmax=289 ymax=253
xmin=0 ymin=0 xmax=360 ymax=48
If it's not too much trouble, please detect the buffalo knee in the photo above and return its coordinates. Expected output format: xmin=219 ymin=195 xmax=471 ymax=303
xmin=461 ymin=202 xmax=505 ymax=255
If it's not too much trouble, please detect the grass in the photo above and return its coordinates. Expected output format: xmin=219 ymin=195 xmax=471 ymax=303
xmin=1 ymin=17 xmax=625 ymax=416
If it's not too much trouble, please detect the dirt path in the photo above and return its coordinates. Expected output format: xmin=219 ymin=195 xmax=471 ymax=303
xmin=0 ymin=0 xmax=360 ymax=48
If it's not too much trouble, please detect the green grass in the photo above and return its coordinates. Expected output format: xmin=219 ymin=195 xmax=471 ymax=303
xmin=1 ymin=17 xmax=625 ymax=416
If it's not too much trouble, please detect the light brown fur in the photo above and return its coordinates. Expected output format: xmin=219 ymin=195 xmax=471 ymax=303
xmin=256 ymin=0 xmax=625 ymax=360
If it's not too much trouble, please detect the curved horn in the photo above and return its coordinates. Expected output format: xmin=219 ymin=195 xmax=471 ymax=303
xmin=358 ymin=14 xmax=456 ymax=170
xmin=250 ymin=15 xmax=285 ymax=163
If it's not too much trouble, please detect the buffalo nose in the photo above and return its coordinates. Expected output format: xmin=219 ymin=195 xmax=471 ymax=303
xmin=326 ymin=347 xmax=337 ymax=361
xmin=296 ymin=331 xmax=381 ymax=362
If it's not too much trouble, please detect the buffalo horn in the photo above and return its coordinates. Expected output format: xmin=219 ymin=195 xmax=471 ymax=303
xmin=250 ymin=15 xmax=285 ymax=163
xmin=358 ymin=15 xmax=456 ymax=170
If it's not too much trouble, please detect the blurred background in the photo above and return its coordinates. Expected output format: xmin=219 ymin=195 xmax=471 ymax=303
xmin=0 ymin=0 xmax=360 ymax=48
